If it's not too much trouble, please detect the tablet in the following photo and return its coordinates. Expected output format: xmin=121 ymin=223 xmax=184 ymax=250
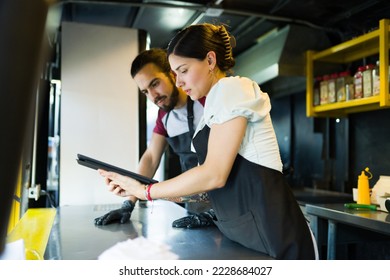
xmin=76 ymin=154 xmax=158 ymax=184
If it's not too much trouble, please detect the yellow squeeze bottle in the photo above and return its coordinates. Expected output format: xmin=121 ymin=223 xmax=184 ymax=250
xmin=357 ymin=168 xmax=371 ymax=205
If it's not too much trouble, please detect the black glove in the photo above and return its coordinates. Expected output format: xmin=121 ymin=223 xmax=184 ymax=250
xmin=172 ymin=209 xmax=216 ymax=229
xmin=94 ymin=200 xmax=135 ymax=225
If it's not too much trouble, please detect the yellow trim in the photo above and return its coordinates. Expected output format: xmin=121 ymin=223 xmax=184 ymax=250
xmin=7 ymin=208 xmax=56 ymax=260
xmin=306 ymin=50 xmax=314 ymax=117
xmin=379 ymin=19 xmax=389 ymax=106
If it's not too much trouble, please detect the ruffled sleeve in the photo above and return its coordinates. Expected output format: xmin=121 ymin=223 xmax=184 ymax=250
xmin=204 ymin=76 xmax=271 ymax=126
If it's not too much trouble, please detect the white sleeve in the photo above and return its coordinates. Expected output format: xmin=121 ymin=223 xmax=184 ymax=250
xmin=204 ymin=77 xmax=271 ymax=126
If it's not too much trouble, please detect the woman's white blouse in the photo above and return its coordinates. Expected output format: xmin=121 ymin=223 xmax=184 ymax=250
xmin=193 ymin=76 xmax=283 ymax=172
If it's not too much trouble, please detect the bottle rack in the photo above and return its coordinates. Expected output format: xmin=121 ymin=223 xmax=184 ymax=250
xmin=306 ymin=19 xmax=389 ymax=117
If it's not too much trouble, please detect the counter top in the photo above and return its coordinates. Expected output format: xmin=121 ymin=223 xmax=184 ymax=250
xmin=305 ymin=203 xmax=390 ymax=235
xmin=305 ymin=203 xmax=390 ymax=259
xmin=45 ymin=200 xmax=272 ymax=260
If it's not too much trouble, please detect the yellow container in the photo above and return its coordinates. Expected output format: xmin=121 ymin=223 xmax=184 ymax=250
xmin=357 ymin=168 xmax=371 ymax=205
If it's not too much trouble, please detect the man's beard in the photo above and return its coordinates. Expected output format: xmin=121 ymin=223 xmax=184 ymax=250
xmin=158 ymin=79 xmax=180 ymax=112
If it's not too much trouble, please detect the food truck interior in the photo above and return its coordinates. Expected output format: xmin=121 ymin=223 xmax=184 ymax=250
xmin=1 ymin=0 xmax=390 ymax=260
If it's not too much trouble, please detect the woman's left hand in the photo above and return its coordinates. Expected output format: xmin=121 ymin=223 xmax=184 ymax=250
xmin=98 ymin=169 xmax=145 ymax=199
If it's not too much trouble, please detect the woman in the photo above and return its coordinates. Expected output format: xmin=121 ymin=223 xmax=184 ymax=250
xmin=99 ymin=23 xmax=317 ymax=259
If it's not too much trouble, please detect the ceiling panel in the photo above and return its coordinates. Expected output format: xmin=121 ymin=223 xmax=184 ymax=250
xmin=132 ymin=6 xmax=197 ymax=48
xmin=61 ymin=2 xmax=136 ymax=26
xmin=55 ymin=0 xmax=390 ymax=55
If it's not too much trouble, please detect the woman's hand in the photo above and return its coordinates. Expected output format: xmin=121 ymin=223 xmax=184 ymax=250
xmin=98 ymin=169 xmax=145 ymax=199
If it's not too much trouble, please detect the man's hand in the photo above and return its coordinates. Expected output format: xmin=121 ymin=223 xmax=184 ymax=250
xmin=172 ymin=209 xmax=216 ymax=229
xmin=94 ymin=200 xmax=135 ymax=225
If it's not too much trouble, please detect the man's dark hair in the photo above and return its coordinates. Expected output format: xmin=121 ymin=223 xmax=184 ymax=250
xmin=130 ymin=48 xmax=171 ymax=78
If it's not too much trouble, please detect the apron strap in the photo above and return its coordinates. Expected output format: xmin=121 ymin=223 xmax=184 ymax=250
xmin=164 ymin=96 xmax=195 ymax=137
xmin=186 ymin=96 xmax=194 ymax=137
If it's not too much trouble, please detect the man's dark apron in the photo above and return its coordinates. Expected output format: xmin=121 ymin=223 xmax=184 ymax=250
xmin=165 ymin=97 xmax=198 ymax=172
xmin=192 ymin=125 xmax=315 ymax=260
xmin=164 ymin=97 xmax=209 ymax=206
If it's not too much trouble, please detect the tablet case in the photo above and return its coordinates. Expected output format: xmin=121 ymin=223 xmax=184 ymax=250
xmin=76 ymin=154 xmax=158 ymax=184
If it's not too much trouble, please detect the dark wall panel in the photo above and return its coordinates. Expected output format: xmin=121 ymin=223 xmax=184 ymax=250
xmin=349 ymin=109 xmax=390 ymax=190
xmin=270 ymin=96 xmax=292 ymax=173
xmin=271 ymin=91 xmax=390 ymax=195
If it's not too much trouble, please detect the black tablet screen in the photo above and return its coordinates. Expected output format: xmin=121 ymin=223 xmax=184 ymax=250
xmin=77 ymin=154 xmax=158 ymax=185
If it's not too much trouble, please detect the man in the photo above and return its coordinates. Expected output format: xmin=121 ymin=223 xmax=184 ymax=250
xmin=94 ymin=48 xmax=215 ymax=228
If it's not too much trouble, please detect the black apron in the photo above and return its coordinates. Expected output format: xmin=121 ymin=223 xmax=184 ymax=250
xmin=165 ymin=97 xmax=198 ymax=172
xmin=165 ymin=97 xmax=209 ymax=205
xmin=192 ymin=125 xmax=315 ymax=260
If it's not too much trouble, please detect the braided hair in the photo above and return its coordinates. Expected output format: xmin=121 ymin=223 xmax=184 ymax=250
xmin=167 ymin=23 xmax=236 ymax=74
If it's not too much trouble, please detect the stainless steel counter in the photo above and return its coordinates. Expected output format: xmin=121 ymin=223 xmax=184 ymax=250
xmin=305 ymin=203 xmax=390 ymax=259
xmin=45 ymin=200 xmax=272 ymax=260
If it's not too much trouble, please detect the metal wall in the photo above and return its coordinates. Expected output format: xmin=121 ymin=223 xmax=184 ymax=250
xmin=271 ymin=92 xmax=390 ymax=194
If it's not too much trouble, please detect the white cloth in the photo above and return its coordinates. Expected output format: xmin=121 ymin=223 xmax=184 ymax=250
xmin=193 ymin=76 xmax=283 ymax=172
xmin=98 ymin=237 xmax=179 ymax=260
xmin=0 ymin=239 xmax=25 ymax=260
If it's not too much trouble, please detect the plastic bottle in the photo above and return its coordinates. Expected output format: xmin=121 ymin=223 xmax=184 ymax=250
xmin=313 ymin=76 xmax=322 ymax=106
xmin=363 ymin=64 xmax=374 ymax=97
xmin=336 ymin=71 xmax=346 ymax=102
xmin=357 ymin=167 xmax=372 ymax=205
xmin=345 ymin=70 xmax=355 ymax=101
xmin=372 ymin=60 xmax=380 ymax=95
xmin=320 ymin=75 xmax=329 ymax=105
xmin=336 ymin=71 xmax=352 ymax=102
xmin=345 ymin=83 xmax=355 ymax=101
xmin=354 ymin=66 xmax=364 ymax=99
xmin=327 ymin=73 xmax=338 ymax=103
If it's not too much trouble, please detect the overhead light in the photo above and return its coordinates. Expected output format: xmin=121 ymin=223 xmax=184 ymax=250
xmin=205 ymin=8 xmax=224 ymax=17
